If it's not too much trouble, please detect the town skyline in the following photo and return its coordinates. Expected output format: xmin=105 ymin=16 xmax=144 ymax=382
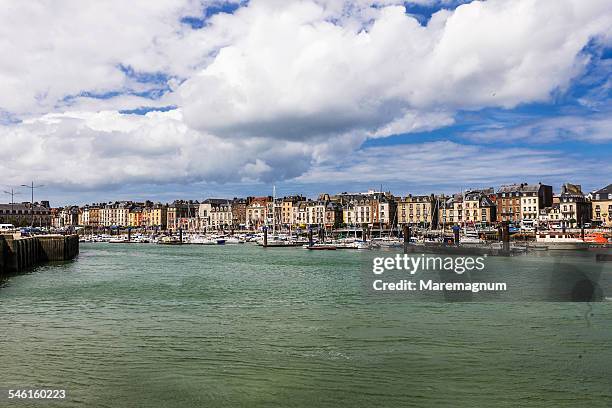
xmin=3 ymin=181 xmax=611 ymax=230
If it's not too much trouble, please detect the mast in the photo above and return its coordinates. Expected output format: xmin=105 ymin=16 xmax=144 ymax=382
xmin=442 ymin=194 xmax=446 ymax=241
xmin=271 ymin=186 xmax=275 ymax=236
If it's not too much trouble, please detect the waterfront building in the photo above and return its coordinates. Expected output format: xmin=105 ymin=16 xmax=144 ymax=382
xmin=437 ymin=195 xmax=454 ymax=226
xmin=463 ymin=191 xmax=496 ymax=226
xmin=246 ymin=197 xmax=269 ymax=229
xmin=435 ymin=192 xmax=490 ymax=227
xmin=51 ymin=208 xmax=62 ymax=228
xmin=496 ymin=185 xmax=521 ymax=222
xmin=197 ymin=201 xmax=211 ymax=230
xmin=324 ymin=202 xmax=343 ymax=228
xmin=305 ymin=200 xmax=325 ymax=226
xmin=556 ymin=183 xmax=591 ymax=228
xmin=546 ymin=204 xmax=563 ymax=228
xmin=354 ymin=197 xmax=372 ymax=225
xmin=330 ymin=192 xmax=361 ymax=206
xmin=397 ymin=194 xmax=437 ymax=227
xmin=591 ymin=184 xmax=612 ymax=227
xmin=438 ymin=192 xmax=493 ymax=227
xmin=60 ymin=206 xmax=79 ymax=227
xmin=89 ymin=206 xmax=100 ymax=227
xmin=266 ymin=198 xmax=282 ymax=227
xmin=78 ymin=208 xmax=85 ymax=226
xmin=79 ymin=205 xmax=100 ymax=227
xmin=167 ymin=200 xmax=198 ymax=231
xmin=142 ymin=203 xmax=167 ymax=229
xmin=496 ymin=183 xmax=552 ymax=224
xmin=537 ymin=208 xmax=549 ymax=224
xmin=129 ymin=207 xmax=144 ymax=227
xmin=199 ymin=199 xmax=232 ymax=230
xmin=231 ymin=198 xmax=248 ymax=229
xmin=0 ymin=201 xmax=52 ymax=227
xmin=281 ymin=196 xmax=305 ymax=227
xmin=100 ymin=201 xmax=132 ymax=227
xmin=295 ymin=201 xmax=309 ymax=227
xmin=372 ymin=194 xmax=397 ymax=229
xmin=207 ymin=199 xmax=233 ymax=230
xmin=342 ymin=203 xmax=356 ymax=226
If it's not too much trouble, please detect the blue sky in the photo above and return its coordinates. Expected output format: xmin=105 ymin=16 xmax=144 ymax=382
xmin=0 ymin=0 xmax=611 ymax=206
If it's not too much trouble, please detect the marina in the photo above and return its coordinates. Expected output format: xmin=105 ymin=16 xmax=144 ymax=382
xmin=75 ymin=227 xmax=612 ymax=254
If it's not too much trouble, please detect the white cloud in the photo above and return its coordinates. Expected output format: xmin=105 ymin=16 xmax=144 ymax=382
xmin=0 ymin=109 xmax=350 ymax=189
xmin=1 ymin=0 xmax=611 ymax=198
xmin=180 ymin=0 xmax=612 ymax=140
xmin=296 ymin=141 xmax=612 ymax=190
xmin=0 ymin=0 xmax=234 ymax=116
xmin=370 ymin=110 xmax=455 ymax=138
xmin=463 ymin=113 xmax=612 ymax=143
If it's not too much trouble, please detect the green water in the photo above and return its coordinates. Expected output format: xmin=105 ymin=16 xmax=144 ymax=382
xmin=1 ymin=243 xmax=611 ymax=407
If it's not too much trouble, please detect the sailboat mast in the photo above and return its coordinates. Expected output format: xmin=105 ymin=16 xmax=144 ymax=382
xmin=272 ymin=185 xmax=276 ymax=236
xmin=442 ymin=194 xmax=446 ymax=240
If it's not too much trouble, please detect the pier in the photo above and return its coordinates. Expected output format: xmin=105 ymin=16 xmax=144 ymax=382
xmin=0 ymin=234 xmax=79 ymax=276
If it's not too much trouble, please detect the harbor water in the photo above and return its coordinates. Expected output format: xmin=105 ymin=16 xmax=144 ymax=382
xmin=1 ymin=243 xmax=611 ymax=407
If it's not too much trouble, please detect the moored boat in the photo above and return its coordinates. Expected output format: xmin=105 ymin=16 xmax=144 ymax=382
xmin=535 ymin=231 xmax=588 ymax=250
xmin=305 ymin=244 xmax=337 ymax=250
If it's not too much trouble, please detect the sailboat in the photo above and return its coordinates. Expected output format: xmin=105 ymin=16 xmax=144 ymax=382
xmin=259 ymin=185 xmax=302 ymax=247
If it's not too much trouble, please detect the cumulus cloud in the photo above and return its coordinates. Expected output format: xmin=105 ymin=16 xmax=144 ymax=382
xmin=0 ymin=109 xmax=350 ymax=189
xmin=0 ymin=0 xmax=235 ymax=116
xmin=1 ymin=0 xmax=611 ymax=200
xmin=180 ymin=0 xmax=612 ymax=140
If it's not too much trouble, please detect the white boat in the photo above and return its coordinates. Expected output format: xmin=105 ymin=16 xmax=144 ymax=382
xmin=460 ymin=230 xmax=485 ymax=245
xmin=219 ymin=236 xmax=244 ymax=244
xmin=335 ymin=240 xmax=370 ymax=250
xmin=459 ymin=236 xmax=483 ymax=244
xmin=190 ymin=235 xmax=217 ymax=245
xmin=157 ymin=235 xmax=182 ymax=245
xmin=258 ymin=235 xmax=302 ymax=247
xmin=535 ymin=232 xmax=588 ymax=250
xmin=370 ymin=237 xmax=403 ymax=248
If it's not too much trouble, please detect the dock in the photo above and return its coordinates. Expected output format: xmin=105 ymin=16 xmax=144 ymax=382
xmin=0 ymin=234 xmax=79 ymax=276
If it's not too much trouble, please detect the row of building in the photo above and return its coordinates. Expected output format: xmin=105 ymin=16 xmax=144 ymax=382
xmin=1 ymin=183 xmax=611 ymax=230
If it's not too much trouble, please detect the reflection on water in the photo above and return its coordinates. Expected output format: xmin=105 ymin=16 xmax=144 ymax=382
xmin=0 ymin=244 xmax=611 ymax=408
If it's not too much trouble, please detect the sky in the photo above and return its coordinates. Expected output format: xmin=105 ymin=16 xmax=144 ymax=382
xmin=0 ymin=0 xmax=611 ymax=206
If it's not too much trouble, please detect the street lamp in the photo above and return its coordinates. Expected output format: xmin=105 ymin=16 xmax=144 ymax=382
xmin=3 ymin=188 xmax=21 ymax=224
xmin=21 ymin=181 xmax=44 ymax=228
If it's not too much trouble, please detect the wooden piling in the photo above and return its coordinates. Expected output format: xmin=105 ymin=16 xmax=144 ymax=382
xmin=263 ymin=227 xmax=268 ymax=247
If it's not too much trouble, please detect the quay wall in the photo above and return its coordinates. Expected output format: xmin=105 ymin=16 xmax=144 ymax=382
xmin=0 ymin=235 xmax=79 ymax=276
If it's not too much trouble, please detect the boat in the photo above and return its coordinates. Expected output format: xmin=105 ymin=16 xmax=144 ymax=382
xmin=370 ymin=236 xmax=403 ymax=248
xmin=256 ymin=186 xmax=305 ymax=247
xmin=459 ymin=229 xmax=485 ymax=245
xmin=157 ymin=236 xmax=182 ymax=245
xmin=582 ymin=232 xmax=608 ymax=245
xmin=335 ymin=240 xmax=369 ymax=250
xmin=190 ymin=235 xmax=217 ymax=245
xmin=535 ymin=231 xmax=588 ymax=250
xmin=258 ymin=234 xmax=303 ymax=247
xmin=219 ymin=235 xmax=245 ymax=244
xmin=305 ymin=244 xmax=337 ymax=250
